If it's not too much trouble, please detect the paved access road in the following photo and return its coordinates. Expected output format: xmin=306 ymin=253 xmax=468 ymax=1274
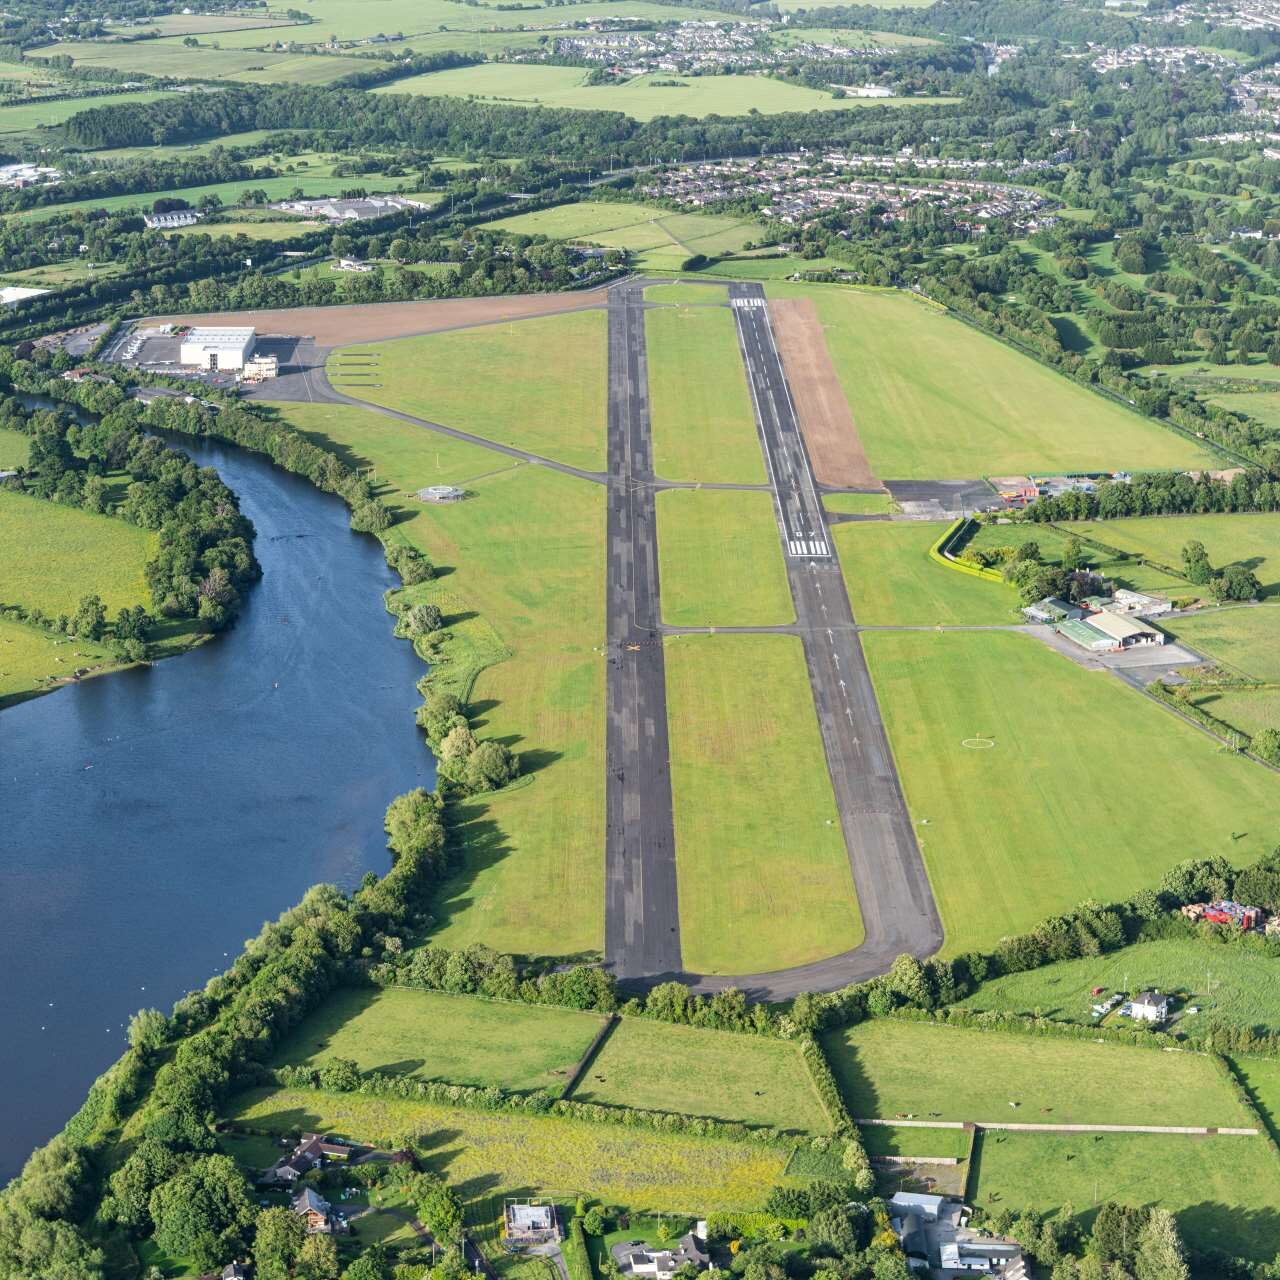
xmin=602 ymin=282 xmax=683 ymax=980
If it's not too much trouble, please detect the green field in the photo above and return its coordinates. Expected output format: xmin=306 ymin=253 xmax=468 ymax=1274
xmin=824 ymin=1019 xmax=1252 ymax=1128
xmin=664 ymin=633 xmax=861 ymax=974
xmin=1166 ymin=606 xmax=1280 ymax=681
xmin=970 ymin=1130 xmax=1280 ymax=1260
xmin=0 ymin=615 xmax=122 ymax=709
xmin=656 ymin=489 xmax=792 ymax=627
xmin=822 ymin=491 xmax=894 ymax=515
xmin=327 ymin=311 xmax=607 ymax=472
xmin=1071 ymin=514 xmax=1280 ymax=598
xmin=0 ymin=428 xmax=28 ymax=469
xmin=0 ymin=89 xmax=174 ymax=134
xmin=864 ymin=630 xmax=1280 ymax=955
xmin=570 ymin=1018 xmax=830 ymax=1133
xmin=646 ymin=305 xmax=763 ymax=484
xmin=0 ymin=489 xmax=154 ymax=617
xmin=766 ymin=285 xmax=1219 ymax=478
xmin=959 ymin=939 xmax=1280 ymax=1034
xmin=269 ymin=400 xmax=604 ymax=959
xmin=1231 ymin=1055 xmax=1280 ymax=1137
xmin=374 ymin=62 xmax=947 ymax=121
xmin=1210 ymin=390 xmax=1280 ymax=431
xmin=19 ymin=170 xmax=411 ymax=221
xmin=482 ymin=201 xmax=760 ymax=271
xmin=273 ymin=987 xmax=604 ymax=1093
xmin=857 ymin=1125 xmax=971 ymax=1160
xmin=833 ymin=521 xmax=1020 ymax=625
xmin=28 ymin=41 xmax=364 ymax=82
xmin=1193 ymin=686 xmax=1280 ymax=740
xmin=173 ymin=218 xmax=318 ymax=241
xmin=967 ymin=520 xmax=1190 ymax=598
xmin=644 ymin=282 xmax=730 ymax=305
xmin=230 ymin=1085 xmax=795 ymax=1212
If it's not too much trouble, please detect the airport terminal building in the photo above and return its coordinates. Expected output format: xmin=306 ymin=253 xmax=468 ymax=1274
xmin=178 ymin=326 xmax=256 ymax=372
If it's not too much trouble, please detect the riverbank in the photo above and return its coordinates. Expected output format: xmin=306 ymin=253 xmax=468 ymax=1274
xmin=0 ymin=435 xmax=434 ymax=1183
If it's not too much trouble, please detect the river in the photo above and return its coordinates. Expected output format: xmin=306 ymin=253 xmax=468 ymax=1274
xmin=0 ymin=434 xmax=434 ymax=1184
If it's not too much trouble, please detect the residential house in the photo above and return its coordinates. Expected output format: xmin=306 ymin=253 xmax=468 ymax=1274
xmin=292 ymin=1187 xmax=346 ymax=1234
xmin=613 ymin=1232 xmax=711 ymax=1279
xmin=1130 ymin=990 xmax=1169 ymax=1023
xmin=1022 ymin=596 xmax=1082 ymax=624
xmin=888 ymin=1194 xmax=1027 ymax=1277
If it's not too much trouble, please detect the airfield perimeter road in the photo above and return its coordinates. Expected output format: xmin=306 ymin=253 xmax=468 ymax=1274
xmin=603 ymin=282 xmax=683 ymax=980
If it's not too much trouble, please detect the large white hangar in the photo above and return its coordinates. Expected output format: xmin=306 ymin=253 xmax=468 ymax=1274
xmin=179 ymin=326 xmax=256 ymax=372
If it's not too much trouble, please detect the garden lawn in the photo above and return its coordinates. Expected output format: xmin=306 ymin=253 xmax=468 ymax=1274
xmin=823 ymin=492 xmax=894 ymax=515
xmin=272 ymin=987 xmax=605 ymax=1092
xmin=269 ymin=400 xmax=605 ymax=959
xmin=373 ymin=63 xmax=946 ymax=120
xmin=229 ymin=1085 xmax=796 ymax=1212
xmin=863 ymin=630 xmax=1280 ymax=955
xmin=1166 ymin=605 xmax=1280 ymax=681
xmin=967 ymin=520 xmax=1189 ymax=597
xmin=833 ymin=521 xmax=1020 ymax=625
xmin=327 ymin=311 xmax=607 ymax=472
xmin=646 ymin=305 xmax=763 ymax=484
xmin=958 ymin=939 xmax=1280 ymax=1034
xmin=0 ymin=489 xmax=153 ymax=617
xmin=1071 ymin=514 xmax=1280 ymax=598
xmin=0 ymin=616 xmax=121 ymax=709
xmin=0 ymin=427 xmax=28 ymax=469
xmin=570 ymin=1018 xmax=829 ymax=1133
xmin=644 ymin=282 xmax=729 ymax=305
xmin=766 ymin=285 xmax=1218 ymax=478
xmin=969 ymin=1129 xmax=1280 ymax=1260
xmin=656 ymin=490 xmax=791 ymax=627
xmin=664 ymin=633 xmax=861 ymax=973
xmin=824 ymin=1019 xmax=1251 ymax=1128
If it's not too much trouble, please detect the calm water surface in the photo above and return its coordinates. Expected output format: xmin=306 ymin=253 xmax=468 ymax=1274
xmin=0 ymin=436 xmax=433 ymax=1183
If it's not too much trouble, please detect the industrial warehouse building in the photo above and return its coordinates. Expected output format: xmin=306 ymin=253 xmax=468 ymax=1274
xmin=179 ymin=326 xmax=256 ymax=372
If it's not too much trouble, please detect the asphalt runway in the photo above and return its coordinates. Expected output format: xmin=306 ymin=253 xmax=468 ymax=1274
xmin=719 ymin=281 xmax=943 ymax=992
xmin=602 ymin=283 xmax=683 ymax=979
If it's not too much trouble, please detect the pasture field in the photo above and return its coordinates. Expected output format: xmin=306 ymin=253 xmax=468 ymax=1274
xmin=1166 ymin=605 xmax=1280 ymax=681
xmin=958 ymin=939 xmax=1280 ymax=1034
xmin=570 ymin=1018 xmax=830 ymax=1133
xmin=1071 ymin=514 xmax=1280 ymax=598
xmin=1193 ymin=686 xmax=1280 ymax=738
xmin=643 ymin=282 xmax=729 ymax=305
xmin=822 ymin=492 xmax=894 ymax=515
xmin=773 ymin=26 xmax=940 ymax=46
xmin=0 ymin=616 xmax=120 ymax=709
xmin=108 ymin=14 xmax=300 ymax=35
xmin=857 ymin=1125 xmax=971 ymax=1160
xmin=327 ymin=311 xmax=607 ymax=472
xmin=272 ymin=987 xmax=605 ymax=1093
xmin=656 ymin=489 xmax=792 ymax=627
xmin=0 ymin=489 xmax=153 ymax=617
xmin=172 ymin=219 xmax=319 ymax=242
xmin=1231 ymin=1056 xmax=1280 ymax=1137
xmin=967 ymin=520 xmax=1189 ymax=597
xmin=374 ymin=62 xmax=946 ymax=121
xmin=764 ymin=284 xmax=1218 ymax=478
xmin=0 ymin=260 xmax=124 ymax=289
xmin=269 ymin=400 xmax=605 ymax=958
xmin=27 ymin=41 xmax=363 ymax=83
xmin=230 ymin=1085 xmax=795 ymax=1212
xmin=0 ymin=89 xmax=174 ymax=134
xmin=646 ymin=304 xmax=763 ymax=484
xmin=863 ymin=630 xmax=1280 ymax=955
xmin=664 ymin=633 xmax=861 ymax=974
xmin=151 ymin=0 xmax=731 ymax=44
xmin=832 ymin=521 xmax=1019 ymax=626
xmin=1210 ymin=390 xmax=1280 ymax=431
xmin=970 ymin=1130 xmax=1280 ymax=1260
xmin=0 ymin=427 xmax=28 ymax=469
xmin=482 ymin=201 xmax=759 ymax=270
xmin=824 ymin=1019 xmax=1252 ymax=1128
